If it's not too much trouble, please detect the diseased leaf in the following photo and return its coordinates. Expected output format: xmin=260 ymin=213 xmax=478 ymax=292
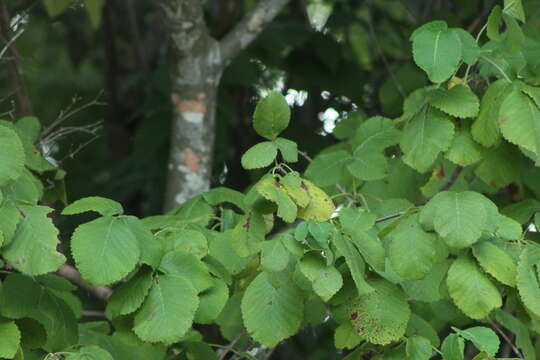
xmin=133 ymin=275 xmax=199 ymax=343
xmin=446 ymin=256 xmax=502 ymax=319
xmin=241 ymin=272 xmax=303 ymax=347
xmin=256 ymin=176 xmax=297 ymax=223
xmin=348 ymin=278 xmax=410 ymax=345
xmin=297 ymin=180 xmax=335 ymax=222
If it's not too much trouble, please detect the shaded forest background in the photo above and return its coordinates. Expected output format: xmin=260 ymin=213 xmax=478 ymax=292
xmin=4 ymin=0 xmax=526 ymax=216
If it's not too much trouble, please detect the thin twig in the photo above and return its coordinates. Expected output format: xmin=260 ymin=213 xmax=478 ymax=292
xmin=218 ymin=332 xmax=244 ymax=360
xmin=82 ymin=310 xmax=106 ymax=317
xmin=375 ymin=211 xmax=405 ymax=223
xmin=437 ymin=166 xmax=463 ymax=193
xmin=0 ymin=1 xmax=33 ymax=115
xmin=487 ymin=319 xmax=523 ymax=359
xmin=0 ymin=26 xmax=23 ymax=60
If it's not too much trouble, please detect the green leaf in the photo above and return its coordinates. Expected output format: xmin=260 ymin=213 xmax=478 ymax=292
xmin=401 ymin=107 xmax=455 ymax=172
xmin=429 ymin=85 xmax=480 ymax=118
xmin=253 ymin=92 xmax=290 ymax=140
xmin=348 ymin=278 xmax=410 ymax=345
xmin=406 ymin=313 xmax=440 ymax=347
xmin=472 ymin=241 xmax=517 ymax=286
xmin=499 ymin=87 xmax=540 ymax=161
xmin=3 ymin=205 xmax=65 ymax=276
xmin=256 ymin=176 xmax=297 ymax=223
xmin=304 ymin=150 xmax=352 ymax=188
xmin=160 ymin=228 xmax=208 ymax=259
xmin=347 ymin=116 xmax=401 ymax=181
xmin=275 ymin=137 xmax=298 ymax=163
xmin=121 ymin=216 xmax=163 ymax=268
xmin=503 ymin=0 xmax=525 ymax=22
xmin=84 ymin=0 xmax=105 ymax=28
xmin=105 ymin=268 xmax=153 ymax=318
xmin=216 ymin=292 xmax=244 ymax=341
xmin=261 ymin=238 xmax=290 ymax=272
xmin=334 ymin=322 xmax=362 ymax=350
xmin=452 ymin=326 xmax=500 ymax=356
xmin=194 ymin=278 xmax=229 ymax=324
xmin=299 ymin=253 xmax=343 ymax=301
xmin=241 ymin=141 xmax=278 ymax=170
xmin=441 ymin=334 xmax=465 ymax=360
xmin=159 ymin=251 xmax=213 ymax=293
xmin=420 ymin=191 xmax=493 ymax=249
xmin=241 ymin=272 xmax=303 ymax=347
xmin=42 ymin=0 xmax=71 ymax=17
xmin=133 ymin=275 xmax=198 ymax=343
xmin=474 ymin=141 xmax=520 ymax=188
xmin=297 ymin=180 xmax=335 ymax=222
xmin=231 ymin=211 xmax=265 ymax=257
xmin=0 ymin=202 xmax=21 ymax=247
xmin=411 ymin=21 xmax=462 ymax=83
xmin=406 ymin=336 xmax=433 ymax=360
xmin=0 ymin=125 xmax=25 ymax=187
xmin=503 ymin=15 xmax=525 ymax=55
xmin=451 ymin=28 xmax=480 ymax=65
xmin=208 ymin=230 xmax=251 ymax=275
xmin=65 ymin=345 xmax=113 ymax=360
xmin=446 ymin=256 xmax=502 ymax=319
xmin=516 ymin=245 xmax=540 ymax=318
xmin=333 ymin=233 xmax=373 ymax=296
xmin=71 ymin=216 xmax=140 ymax=285
xmin=495 ymin=214 xmax=522 ymax=240
xmin=401 ymin=260 xmax=449 ymax=302
xmin=0 ymin=321 xmax=20 ymax=359
xmin=388 ymin=214 xmax=436 ymax=280
xmin=62 ymin=196 xmax=124 ymax=216
xmin=487 ymin=6 xmax=503 ymax=41
xmin=471 ymin=80 xmax=513 ymax=147
xmin=446 ymin=125 xmax=484 ymax=166
xmin=203 ymin=187 xmax=246 ymax=211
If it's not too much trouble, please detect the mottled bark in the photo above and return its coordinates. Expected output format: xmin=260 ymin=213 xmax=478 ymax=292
xmin=159 ymin=0 xmax=290 ymax=211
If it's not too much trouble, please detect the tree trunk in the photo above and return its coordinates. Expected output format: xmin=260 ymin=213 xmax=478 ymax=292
xmin=159 ymin=0 xmax=291 ymax=211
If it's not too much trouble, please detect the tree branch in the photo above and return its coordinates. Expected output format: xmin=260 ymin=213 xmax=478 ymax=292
xmin=219 ymin=0 xmax=290 ymax=67
xmin=0 ymin=1 xmax=33 ymax=116
xmin=57 ymin=264 xmax=112 ymax=302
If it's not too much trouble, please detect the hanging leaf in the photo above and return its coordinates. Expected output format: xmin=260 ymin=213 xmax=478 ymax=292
xmin=411 ymin=21 xmax=462 ymax=83
xmin=253 ymin=92 xmax=291 ymax=140
xmin=241 ymin=272 xmax=303 ymax=347
xmin=241 ymin=141 xmax=278 ymax=170
xmin=347 ymin=278 xmax=410 ymax=345
xmin=451 ymin=326 xmax=500 ymax=356
xmin=0 ymin=125 xmax=25 ymax=187
xmin=133 ymin=275 xmax=199 ymax=343
xmin=401 ymin=107 xmax=455 ymax=172
xmin=516 ymin=245 xmax=540 ymax=318
xmin=446 ymin=256 xmax=502 ymax=319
